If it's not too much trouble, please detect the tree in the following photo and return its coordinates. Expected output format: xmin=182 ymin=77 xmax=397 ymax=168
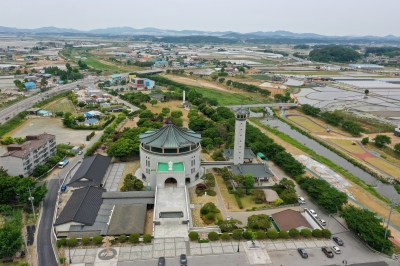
xmin=33 ymin=165 xmax=49 ymax=177
xmin=364 ymin=89 xmax=369 ymax=96
xmin=0 ymin=224 xmax=22 ymax=258
xmin=62 ymin=112 xmax=75 ymax=128
xmin=200 ymin=202 xmax=219 ymax=215
xmin=217 ymin=219 xmax=242 ymax=233
xmin=149 ymin=99 xmax=158 ymax=106
xmin=211 ymin=75 xmax=218 ymax=82
xmin=161 ymin=107 xmax=170 ymax=115
xmin=394 ymin=143 xmax=400 ymax=153
xmin=218 ymin=78 xmax=225 ymax=83
xmin=361 ymin=137 xmax=369 ymax=145
xmin=235 ymin=188 xmax=245 ymax=197
xmin=76 ymin=115 xmax=85 ymax=122
xmin=341 ymin=120 xmax=364 ymax=136
xmin=373 ymin=134 xmax=391 ymax=148
xmin=247 ymin=214 xmax=271 ymax=231
xmin=171 ymin=110 xmax=183 ymax=118
xmin=40 ymin=77 xmax=48 ymax=87
xmin=107 ymin=138 xmax=136 ymax=158
xmin=1 ymin=136 xmax=14 ymax=145
xmin=243 ymin=174 xmax=255 ymax=191
xmin=226 ymin=80 xmax=232 ymax=86
xmin=252 ymin=189 xmax=265 ymax=203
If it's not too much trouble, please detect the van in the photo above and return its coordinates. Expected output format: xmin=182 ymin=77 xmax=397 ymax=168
xmin=298 ymin=196 xmax=306 ymax=204
xmin=58 ymin=159 xmax=69 ymax=169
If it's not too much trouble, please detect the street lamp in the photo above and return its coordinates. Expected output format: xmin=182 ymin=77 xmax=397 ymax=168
xmin=237 ymin=237 xmax=240 ymax=252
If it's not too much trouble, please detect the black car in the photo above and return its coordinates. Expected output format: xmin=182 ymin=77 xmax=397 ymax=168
xmin=180 ymin=254 xmax=187 ymax=266
xmin=321 ymin=246 xmax=334 ymax=258
xmin=158 ymin=257 xmax=165 ymax=266
xmin=333 ymin=236 xmax=344 ymax=246
xmin=297 ymin=248 xmax=308 ymax=258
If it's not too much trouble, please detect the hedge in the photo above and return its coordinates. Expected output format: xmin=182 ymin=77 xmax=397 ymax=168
xmin=56 ymin=238 xmax=67 ymax=248
xmin=67 ymin=238 xmax=78 ymax=247
xmin=129 ymin=234 xmax=140 ymax=244
xmin=81 ymin=236 xmax=90 ymax=245
xmin=267 ymin=229 xmax=279 ymax=239
xmin=143 ymin=234 xmax=152 ymax=243
xmin=221 ymin=232 xmax=231 ymax=241
xmin=279 ymin=231 xmax=289 ymax=239
xmin=118 ymin=235 xmax=127 ymax=243
xmin=256 ymin=230 xmax=266 ymax=239
xmin=208 ymin=231 xmax=219 ymax=241
xmin=86 ymin=131 xmax=95 ymax=141
xmin=234 ymin=194 xmax=243 ymax=209
xmin=300 ymin=229 xmax=312 ymax=238
xmin=232 ymin=229 xmax=243 ymax=240
xmin=93 ymin=235 xmax=103 ymax=245
xmin=289 ymin=228 xmax=300 ymax=237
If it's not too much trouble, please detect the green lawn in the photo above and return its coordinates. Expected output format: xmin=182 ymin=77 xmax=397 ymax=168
xmin=250 ymin=75 xmax=271 ymax=81
xmin=199 ymin=87 xmax=272 ymax=106
xmin=274 ymin=71 xmax=340 ymax=76
xmin=45 ymin=98 xmax=77 ymax=114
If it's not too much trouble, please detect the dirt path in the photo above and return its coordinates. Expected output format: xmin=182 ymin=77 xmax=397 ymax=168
xmin=248 ymin=120 xmax=400 ymax=238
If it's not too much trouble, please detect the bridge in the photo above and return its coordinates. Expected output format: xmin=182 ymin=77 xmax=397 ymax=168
xmin=200 ymin=161 xmax=234 ymax=169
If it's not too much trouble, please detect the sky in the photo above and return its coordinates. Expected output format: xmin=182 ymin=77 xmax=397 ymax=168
xmin=1 ymin=0 xmax=400 ymax=36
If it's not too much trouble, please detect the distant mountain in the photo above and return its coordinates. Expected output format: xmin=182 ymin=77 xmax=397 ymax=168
xmin=0 ymin=26 xmax=399 ymax=41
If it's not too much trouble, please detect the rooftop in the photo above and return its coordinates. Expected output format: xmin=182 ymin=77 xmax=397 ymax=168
xmin=271 ymin=209 xmax=312 ymax=231
xmin=223 ymin=147 xmax=256 ymax=160
xmin=139 ymin=124 xmax=201 ymax=148
xmin=231 ymin=163 xmax=274 ymax=179
xmin=54 ymin=187 xmax=106 ymax=226
xmin=107 ymin=204 xmax=147 ymax=235
xmin=2 ymin=133 xmax=55 ymax=158
xmin=68 ymin=154 xmax=112 ymax=187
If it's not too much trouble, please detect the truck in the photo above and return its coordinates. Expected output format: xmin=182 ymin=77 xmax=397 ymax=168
xmin=58 ymin=159 xmax=69 ymax=169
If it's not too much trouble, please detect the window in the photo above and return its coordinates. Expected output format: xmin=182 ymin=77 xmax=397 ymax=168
xmin=191 ymin=168 xmax=195 ymax=173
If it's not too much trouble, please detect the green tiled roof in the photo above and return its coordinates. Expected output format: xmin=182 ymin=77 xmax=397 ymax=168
xmin=158 ymin=162 xmax=184 ymax=172
xmin=139 ymin=124 xmax=201 ymax=148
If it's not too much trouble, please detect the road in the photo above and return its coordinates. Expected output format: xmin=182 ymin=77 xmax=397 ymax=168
xmin=0 ymin=82 xmax=80 ymax=123
xmin=37 ymin=132 xmax=104 ymax=266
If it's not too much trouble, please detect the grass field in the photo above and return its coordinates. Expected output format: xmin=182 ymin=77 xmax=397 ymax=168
xmin=288 ymin=116 xmax=327 ymax=133
xmin=45 ymin=98 xmax=76 ymax=114
xmin=329 ymin=139 xmax=366 ymax=154
xmin=199 ymin=86 xmax=271 ymax=106
xmin=254 ymin=59 xmax=279 ymax=64
xmin=365 ymin=157 xmax=400 ymax=179
xmin=274 ymin=71 xmax=340 ymax=76
xmin=250 ymin=75 xmax=271 ymax=81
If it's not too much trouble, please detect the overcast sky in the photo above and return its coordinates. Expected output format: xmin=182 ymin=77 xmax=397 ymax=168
xmin=1 ymin=0 xmax=399 ymax=36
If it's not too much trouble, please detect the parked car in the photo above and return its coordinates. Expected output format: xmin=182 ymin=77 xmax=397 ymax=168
xmin=333 ymin=236 xmax=344 ymax=246
xmin=297 ymin=248 xmax=308 ymax=258
xmin=226 ymin=216 xmax=232 ymax=221
xmin=331 ymin=246 xmax=341 ymax=254
xmin=180 ymin=254 xmax=187 ymax=266
xmin=158 ymin=257 xmax=165 ymax=266
xmin=318 ymin=219 xmax=326 ymax=226
xmin=60 ymin=184 xmax=67 ymax=192
xmin=78 ymin=150 xmax=83 ymax=155
xmin=321 ymin=246 xmax=334 ymax=258
xmin=309 ymin=209 xmax=318 ymax=218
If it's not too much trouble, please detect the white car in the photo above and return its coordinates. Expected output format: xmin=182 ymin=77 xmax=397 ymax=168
xmin=331 ymin=246 xmax=341 ymax=254
xmin=318 ymin=219 xmax=326 ymax=226
xmin=309 ymin=209 xmax=318 ymax=218
xmin=298 ymin=196 xmax=306 ymax=204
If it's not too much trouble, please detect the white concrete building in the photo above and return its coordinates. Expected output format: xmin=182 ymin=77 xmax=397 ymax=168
xmin=139 ymin=124 xmax=202 ymax=190
xmin=233 ymin=108 xmax=249 ymax=165
xmin=1 ymin=133 xmax=56 ymax=176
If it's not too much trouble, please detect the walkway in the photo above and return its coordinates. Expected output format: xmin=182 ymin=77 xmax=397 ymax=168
xmin=103 ymin=163 xmax=125 ymax=192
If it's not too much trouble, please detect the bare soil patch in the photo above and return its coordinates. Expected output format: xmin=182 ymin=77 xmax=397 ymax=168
xmin=144 ymin=210 xmax=154 ymax=235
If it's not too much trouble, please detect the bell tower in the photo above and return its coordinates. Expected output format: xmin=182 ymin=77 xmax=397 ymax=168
xmin=233 ymin=108 xmax=249 ymax=165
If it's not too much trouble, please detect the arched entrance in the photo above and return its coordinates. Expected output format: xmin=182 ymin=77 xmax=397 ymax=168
xmin=165 ymin=177 xmax=177 ymax=187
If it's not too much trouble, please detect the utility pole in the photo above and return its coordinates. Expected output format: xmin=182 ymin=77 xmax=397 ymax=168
xmin=28 ymin=186 xmax=35 ymax=219
xmin=384 ymin=197 xmax=395 ymax=240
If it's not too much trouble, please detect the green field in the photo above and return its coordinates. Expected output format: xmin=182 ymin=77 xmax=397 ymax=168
xmin=199 ymin=87 xmax=271 ymax=106
xmin=250 ymin=75 xmax=271 ymax=81
xmin=274 ymin=71 xmax=340 ymax=76
xmin=45 ymin=98 xmax=77 ymax=114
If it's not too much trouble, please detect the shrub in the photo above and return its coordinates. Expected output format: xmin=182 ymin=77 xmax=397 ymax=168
xmin=208 ymin=231 xmax=219 ymax=241
xmin=361 ymin=137 xmax=369 ymax=145
xmin=232 ymin=229 xmax=243 ymax=240
xmin=81 ymin=236 xmax=91 ymax=245
xmin=59 ymin=258 xmax=66 ymax=264
xmin=221 ymin=232 xmax=231 ymax=241
xmin=93 ymin=235 xmax=103 ymax=245
xmin=289 ymin=228 xmax=300 ymax=237
xmin=312 ymin=229 xmax=322 ymax=238
xmin=243 ymin=230 xmax=253 ymax=240
xmin=234 ymin=194 xmax=244 ymax=209
xmin=119 ymin=235 xmax=127 ymax=243
xmin=279 ymin=231 xmax=289 ymax=239
xmin=129 ymin=234 xmax=140 ymax=244
xmin=206 ymin=189 xmax=216 ymax=196
xmin=189 ymin=232 xmax=199 ymax=241
xmin=236 ymin=188 xmax=245 ymax=197
xmin=321 ymin=229 xmax=332 ymax=238
xmin=198 ymin=239 xmax=210 ymax=243
xmin=200 ymin=202 xmax=219 ymax=215
xmin=300 ymin=229 xmax=312 ymax=238
xmin=267 ymin=229 xmax=279 ymax=239
xmin=256 ymin=230 xmax=266 ymax=239
xmin=67 ymin=238 xmax=78 ymax=247
xmin=143 ymin=234 xmax=152 ymax=243
xmin=205 ymin=212 xmax=216 ymax=221
xmin=56 ymin=238 xmax=67 ymax=248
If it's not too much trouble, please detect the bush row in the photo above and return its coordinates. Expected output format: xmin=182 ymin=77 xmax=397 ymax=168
xmin=86 ymin=131 xmax=95 ymax=141
xmin=188 ymin=228 xmax=331 ymax=242
xmin=234 ymin=194 xmax=243 ymax=209
xmin=32 ymin=91 xmax=69 ymax=108
xmin=56 ymin=234 xmax=152 ymax=248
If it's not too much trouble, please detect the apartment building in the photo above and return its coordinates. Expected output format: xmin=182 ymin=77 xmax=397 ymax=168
xmin=1 ymin=133 xmax=56 ymax=177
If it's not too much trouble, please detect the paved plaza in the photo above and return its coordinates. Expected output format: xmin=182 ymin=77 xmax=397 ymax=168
xmin=69 ymin=237 xmax=337 ymax=265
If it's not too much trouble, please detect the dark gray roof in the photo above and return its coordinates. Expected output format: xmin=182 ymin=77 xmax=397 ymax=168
xmin=68 ymin=154 xmax=112 ymax=187
xmin=102 ymin=191 xmax=155 ymax=204
xmin=139 ymin=124 xmax=201 ymax=148
xmin=231 ymin=163 xmax=274 ymax=179
xmin=223 ymin=147 xmax=256 ymax=160
xmin=107 ymin=204 xmax=147 ymax=235
xmin=54 ymin=187 xmax=106 ymax=226
xmin=150 ymin=93 xmax=165 ymax=100
xmin=234 ymin=108 xmax=250 ymax=115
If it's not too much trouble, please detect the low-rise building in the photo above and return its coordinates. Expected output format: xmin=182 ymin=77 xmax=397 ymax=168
xmin=1 ymin=133 xmax=56 ymax=176
xmin=395 ymin=126 xmax=400 ymax=137
xmin=24 ymin=82 xmax=37 ymax=89
xmin=154 ymin=60 xmax=168 ymax=68
xmin=129 ymin=78 xmax=155 ymax=90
